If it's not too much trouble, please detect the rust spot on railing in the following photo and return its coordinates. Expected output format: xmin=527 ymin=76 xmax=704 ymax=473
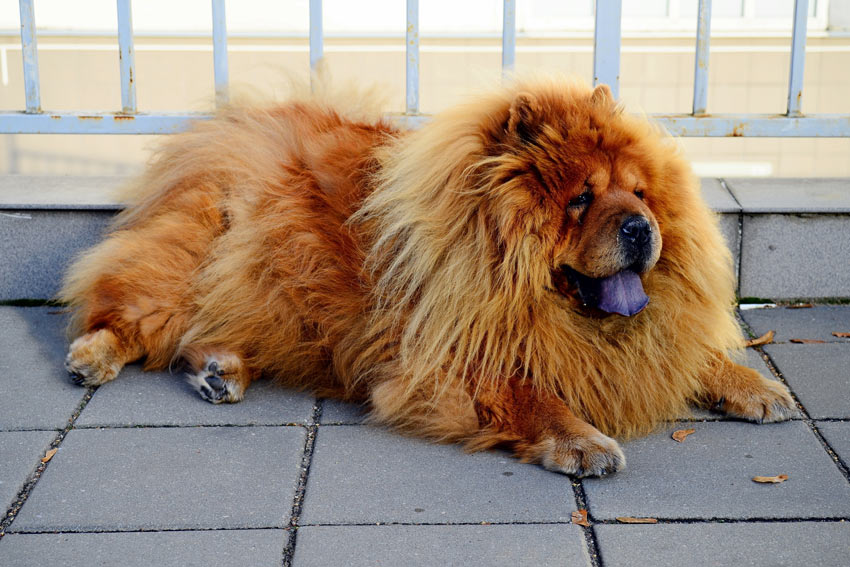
xmin=728 ymin=123 xmax=745 ymax=137
xmin=50 ymin=115 xmax=61 ymax=120
xmin=114 ymin=115 xmax=135 ymax=121
xmin=79 ymin=115 xmax=104 ymax=121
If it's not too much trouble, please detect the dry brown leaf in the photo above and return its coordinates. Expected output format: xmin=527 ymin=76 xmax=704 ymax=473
xmin=671 ymin=428 xmax=696 ymax=443
xmin=752 ymin=474 xmax=789 ymax=484
xmin=832 ymin=332 xmax=850 ymax=338
xmin=787 ymin=303 xmax=813 ymax=309
xmin=744 ymin=330 xmax=775 ymax=347
xmin=616 ymin=517 xmax=658 ymax=524
xmin=571 ymin=509 xmax=590 ymax=527
xmin=41 ymin=448 xmax=57 ymax=463
xmin=790 ymin=338 xmax=826 ymax=344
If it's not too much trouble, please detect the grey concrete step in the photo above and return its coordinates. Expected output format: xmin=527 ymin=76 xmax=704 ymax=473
xmin=1 ymin=175 xmax=848 ymax=300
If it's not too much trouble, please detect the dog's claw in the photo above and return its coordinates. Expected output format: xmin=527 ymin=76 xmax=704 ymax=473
xmin=68 ymin=371 xmax=85 ymax=386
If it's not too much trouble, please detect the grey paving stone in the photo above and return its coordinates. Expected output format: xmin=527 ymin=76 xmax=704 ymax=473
xmin=293 ymin=525 xmax=590 ymax=567
xmin=0 ymin=530 xmax=285 ymax=567
xmin=0 ymin=431 xmax=55 ymax=514
xmin=816 ymin=422 xmax=850 ymax=468
xmin=738 ymin=214 xmax=850 ymax=299
xmin=583 ymin=421 xmax=850 ymax=519
xmin=740 ymin=305 xmax=850 ymax=342
xmin=0 ymin=210 xmax=114 ymax=299
xmin=11 ymin=426 xmax=304 ymax=531
xmin=77 ymin=365 xmax=315 ymax=427
xmin=765 ymin=344 xmax=850 ymax=419
xmin=0 ymin=175 xmax=125 ymax=210
xmin=717 ymin=213 xmax=740 ymax=274
xmin=725 ymin=178 xmax=850 ymax=213
xmin=319 ymin=398 xmax=366 ymax=424
xmin=700 ymin=178 xmax=740 ymax=213
xmin=301 ymin=426 xmax=577 ymax=525
xmin=0 ymin=308 xmax=87 ymax=431
xmin=595 ymin=522 xmax=850 ymax=567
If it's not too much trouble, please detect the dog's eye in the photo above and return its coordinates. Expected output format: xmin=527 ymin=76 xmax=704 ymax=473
xmin=634 ymin=189 xmax=645 ymax=200
xmin=568 ymin=191 xmax=593 ymax=208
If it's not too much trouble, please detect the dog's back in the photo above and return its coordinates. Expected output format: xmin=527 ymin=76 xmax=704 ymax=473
xmin=61 ymin=101 xmax=396 ymax=398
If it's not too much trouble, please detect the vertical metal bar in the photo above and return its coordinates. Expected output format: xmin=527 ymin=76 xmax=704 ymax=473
xmin=502 ymin=0 xmax=516 ymax=80
xmin=692 ymin=0 xmax=712 ymax=115
xmin=19 ymin=0 xmax=41 ymax=113
xmin=309 ymin=0 xmax=323 ymax=74
xmin=406 ymin=0 xmax=419 ymax=114
xmin=593 ymin=0 xmax=622 ymax=99
xmin=116 ymin=0 xmax=136 ymax=113
xmin=211 ymin=0 xmax=229 ymax=106
xmin=787 ymin=0 xmax=808 ymax=116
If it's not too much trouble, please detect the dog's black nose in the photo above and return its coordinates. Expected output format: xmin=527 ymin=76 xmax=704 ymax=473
xmin=620 ymin=216 xmax=651 ymax=247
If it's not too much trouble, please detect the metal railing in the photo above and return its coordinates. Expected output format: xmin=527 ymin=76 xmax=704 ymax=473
xmin=0 ymin=0 xmax=848 ymax=137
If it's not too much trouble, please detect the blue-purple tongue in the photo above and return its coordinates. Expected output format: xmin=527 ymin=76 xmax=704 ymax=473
xmin=596 ymin=270 xmax=649 ymax=316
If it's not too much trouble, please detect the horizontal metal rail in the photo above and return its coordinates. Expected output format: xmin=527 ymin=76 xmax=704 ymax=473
xmin=0 ymin=112 xmax=209 ymax=134
xmin=0 ymin=0 xmax=846 ymax=138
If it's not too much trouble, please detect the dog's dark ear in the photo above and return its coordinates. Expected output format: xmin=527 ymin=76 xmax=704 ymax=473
xmin=507 ymin=92 xmax=542 ymax=144
xmin=590 ymin=84 xmax=614 ymax=107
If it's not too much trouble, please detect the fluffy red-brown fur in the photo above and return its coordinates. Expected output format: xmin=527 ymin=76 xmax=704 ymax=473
xmin=61 ymin=77 xmax=797 ymax=476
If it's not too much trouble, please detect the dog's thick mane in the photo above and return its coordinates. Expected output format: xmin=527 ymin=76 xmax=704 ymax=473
xmin=352 ymin=77 xmax=742 ymax=438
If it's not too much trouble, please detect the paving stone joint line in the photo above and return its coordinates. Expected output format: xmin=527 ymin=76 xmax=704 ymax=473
xmin=0 ymin=387 xmax=96 ymax=539
xmin=570 ymin=479 xmax=603 ymax=567
xmin=282 ymin=399 xmax=324 ymax=567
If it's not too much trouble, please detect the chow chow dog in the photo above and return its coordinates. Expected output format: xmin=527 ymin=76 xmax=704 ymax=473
xmin=61 ymin=77 xmax=797 ymax=476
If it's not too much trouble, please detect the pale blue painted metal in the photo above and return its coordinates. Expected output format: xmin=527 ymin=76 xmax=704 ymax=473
xmin=406 ymin=0 xmax=419 ymax=114
xmin=502 ymin=0 xmax=516 ymax=79
xmin=116 ymin=0 xmax=137 ymax=113
xmin=18 ymin=0 xmax=40 ymax=112
xmin=656 ymin=114 xmax=850 ymax=137
xmin=309 ymin=0 xmax=323 ymax=72
xmin=211 ymin=0 xmax=229 ymax=106
xmin=1 ymin=0 xmax=848 ymax=138
xmin=0 ymin=112 xmax=210 ymax=134
xmin=787 ymin=0 xmax=808 ymax=116
xmin=692 ymin=0 xmax=712 ymax=115
xmin=593 ymin=0 xmax=622 ymax=99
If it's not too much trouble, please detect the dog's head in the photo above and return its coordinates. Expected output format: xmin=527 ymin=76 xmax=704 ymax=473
xmin=480 ymin=81 xmax=673 ymax=317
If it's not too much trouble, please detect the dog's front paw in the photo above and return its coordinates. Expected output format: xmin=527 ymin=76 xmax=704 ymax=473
xmin=714 ymin=374 xmax=800 ymax=423
xmin=531 ymin=430 xmax=626 ymax=478
xmin=187 ymin=360 xmax=245 ymax=404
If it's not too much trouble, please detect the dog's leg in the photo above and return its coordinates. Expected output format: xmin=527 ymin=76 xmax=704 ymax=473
xmin=468 ymin=380 xmax=625 ymax=477
xmin=696 ymin=353 xmax=799 ymax=423
xmin=65 ymin=328 xmax=143 ymax=387
xmin=183 ymin=348 xmax=256 ymax=404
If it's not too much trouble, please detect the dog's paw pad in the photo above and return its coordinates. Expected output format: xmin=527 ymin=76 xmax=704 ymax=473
xmin=187 ymin=360 xmax=243 ymax=404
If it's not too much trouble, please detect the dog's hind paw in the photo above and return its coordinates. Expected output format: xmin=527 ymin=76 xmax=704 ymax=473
xmin=65 ymin=329 xmax=126 ymax=387
xmin=187 ymin=360 xmax=245 ymax=404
